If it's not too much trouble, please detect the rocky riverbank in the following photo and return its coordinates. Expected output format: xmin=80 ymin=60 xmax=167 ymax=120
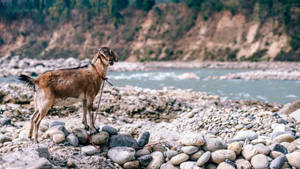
xmin=0 ymin=83 xmax=299 ymax=168
xmin=1 ymin=56 xmax=300 ymax=81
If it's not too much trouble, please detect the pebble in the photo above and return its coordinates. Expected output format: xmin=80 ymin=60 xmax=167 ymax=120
xmin=123 ymin=160 xmax=140 ymax=169
xmin=102 ymin=125 xmax=118 ymax=135
xmin=136 ymin=148 xmax=151 ymax=157
xmin=160 ymin=162 xmax=178 ymax=169
xmin=269 ymin=154 xmax=286 ymax=169
xmin=170 ymin=153 xmax=189 ymax=166
xmin=228 ymin=142 xmax=242 ymax=155
xmin=108 ymin=147 xmax=135 ymax=165
xmin=281 ymin=142 xmax=297 ymax=153
xmin=181 ymin=146 xmax=199 ymax=155
xmin=206 ymin=163 xmax=217 ymax=169
xmin=152 ymin=144 xmax=167 ymax=152
xmin=251 ymin=154 xmax=269 ymax=169
xmin=254 ymin=143 xmax=270 ymax=155
xmin=29 ymin=157 xmax=53 ymax=169
xmin=190 ymin=150 xmax=204 ymax=161
xmin=0 ymin=134 xmax=12 ymax=143
xmin=180 ymin=161 xmax=200 ymax=169
xmin=66 ymin=158 xmax=76 ymax=168
xmin=286 ymin=151 xmax=300 ymax=168
xmin=216 ymin=162 xmax=235 ymax=169
xmin=211 ymin=150 xmax=236 ymax=164
xmin=147 ymin=151 xmax=164 ymax=169
xmin=242 ymin=144 xmax=258 ymax=160
xmin=52 ymin=132 xmax=65 ymax=144
xmin=196 ymin=151 xmax=211 ymax=166
xmin=67 ymin=134 xmax=79 ymax=147
xmin=232 ymin=130 xmax=258 ymax=141
xmin=109 ymin=134 xmax=138 ymax=148
xmin=81 ymin=145 xmax=99 ymax=155
xmin=270 ymin=151 xmax=284 ymax=159
xmin=165 ymin=150 xmax=180 ymax=160
xmin=273 ymin=134 xmax=295 ymax=143
xmin=270 ymin=144 xmax=288 ymax=154
xmin=203 ymin=137 xmax=225 ymax=152
xmin=236 ymin=159 xmax=251 ymax=169
xmin=91 ymin=131 xmax=109 ymax=145
xmin=137 ymin=131 xmax=150 ymax=147
xmin=72 ymin=128 xmax=88 ymax=144
xmin=138 ymin=155 xmax=152 ymax=167
xmin=179 ymin=133 xmax=205 ymax=146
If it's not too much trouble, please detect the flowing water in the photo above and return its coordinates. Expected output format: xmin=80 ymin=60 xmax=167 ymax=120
xmin=1 ymin=68 xmax=299 ymax=104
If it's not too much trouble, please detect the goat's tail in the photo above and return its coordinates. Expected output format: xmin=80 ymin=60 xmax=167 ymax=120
xmin=18 ymin=74 xmax=36 ymax=90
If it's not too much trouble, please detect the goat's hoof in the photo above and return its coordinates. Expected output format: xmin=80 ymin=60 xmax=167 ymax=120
xmin=84 ymin=125 xmax=89 ymax=130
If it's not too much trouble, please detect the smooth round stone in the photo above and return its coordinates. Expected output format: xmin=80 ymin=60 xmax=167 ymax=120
xmin=251 ymin=154 xmax=269 ymax=169
xmin=236 ymin=159 xmax=251 ymax=169
xmin=170 ymin=153 xmax=189 ymax=166
xmin=235 ymin=124 xmax=244 ymax=130
xmin=91 ymin=131 xmax=109 ymax=145
xmin=206 ymin=163 xmax=217 ymax=169
xmin=190 ymin=150 xmax=204 ymax=161
xmin=138 ymin=155 xmax=152 ymax=167
xmin=269 ymin=154 xmax=286 ymax=169
xmin=137 ymin=131 xmax=150 ymax=147
xmin=196 ymin=151 xmax=211 ymax=166
xmin=66 ymin=158 xmax=76 ymax=168
xmin=136 ymin=148 xmax=151 ymax=157
xmin=45 ymin=126 xmax=65 ymax=138
xmin=281 ymin=142 xmax=297 ymax=153
xmin=216 ymin=162 xmax=235 ymax=169
xmin=81 ymin=145 xmax=99 ymax=156
xmin=147 ymin=151 xmax=164 ymax=169
xmin=109 ymin=134 xmax=138 ymax=148
xmin=286 ymin=152 xmax=300 ymax=168
xmin=123 ymin=160 xmax=139 ymax=169
xmin=39 ymin=121 xmax=49 ymax=132
xmin=254 ymin=144 xmax=270 ymax=155
xmin=179 ymin=133 xmax=205 ymax=146
xmin=232 ymin=130 xmax=258 ymax=141
xmin=270 ymin=151 xmax=284 ymax=159
xmin=228 ymin=142 xmax=242 ymax=155
xmin=160 ymin=162 xmax=178 ymax=169
xmin=67 ymin=134 xmax=79 ymax=147
xmin=270 ymin=144 xmax=288 ymax=154
xmin=203 ymin=137 xmax=226 ymax=152
xmin=165 ymin=150 xmax=179 ymax=160
xmin=251 ymin=138 xmax=267 ymax=145
xmin=242 ymin=144 xmax=258 ymax=160
xmin=273 ymin=134 xmax=295 ymax=143
xmin=72 ymin=128 xmax=88 ymax=144
xmin=211 ymin=150 xmax=236 ymax=164
xmin=102 ymin=125 xmax=118 ymax=135
xmin=152 ymin=144 xmax=167 ymax=152
xmin=0 ymin=134 xmax=12 ymax=143
xmin=52 ymin=132 xmax=65 ymax=144
xmin=49 ymin=121 xmax=65 ymax=128
xmin=180 ymin=161 xmax=201 ymax=169
xmin=108 ymin=147 xmax=135 ymax=165
xmin=181 ymin=146 xmax=199 ymax=155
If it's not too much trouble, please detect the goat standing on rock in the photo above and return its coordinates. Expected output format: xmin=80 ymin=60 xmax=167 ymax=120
xmin=19 ymin=47 xmax=118 ymax=142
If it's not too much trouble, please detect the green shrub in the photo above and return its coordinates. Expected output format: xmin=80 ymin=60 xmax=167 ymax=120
xmin=73 ymin=32 xmax=85 ymax=44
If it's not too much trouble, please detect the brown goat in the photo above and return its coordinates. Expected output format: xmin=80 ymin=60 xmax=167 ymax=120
xmin=19 ymin=47 xmax=118 ymax=142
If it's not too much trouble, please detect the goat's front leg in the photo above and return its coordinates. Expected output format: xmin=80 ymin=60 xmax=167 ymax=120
xmin=82 ymin=99 xmax=89 ymax=130
xmin=87 ymin=98 xmax=97 ymax=133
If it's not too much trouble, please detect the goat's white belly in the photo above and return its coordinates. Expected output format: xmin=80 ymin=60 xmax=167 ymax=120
xmin=54 ymin=97 xmax=82 ymax=106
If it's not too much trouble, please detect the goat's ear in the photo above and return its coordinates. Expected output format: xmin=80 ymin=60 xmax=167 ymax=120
xmin=111 ymin=50 xmax=118 ymax=62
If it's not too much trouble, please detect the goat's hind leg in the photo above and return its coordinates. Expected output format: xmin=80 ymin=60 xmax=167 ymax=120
xmin=28 ymin=110 xmax=38 ymax=139
xmin=82 ymin=99 xmax=89 ymax=130
xmin=34 ymin=100 xmax=52 ymax=142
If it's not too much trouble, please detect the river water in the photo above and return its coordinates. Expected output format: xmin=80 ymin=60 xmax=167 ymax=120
xmin=1 ymin=68 xmax=299 ymax=104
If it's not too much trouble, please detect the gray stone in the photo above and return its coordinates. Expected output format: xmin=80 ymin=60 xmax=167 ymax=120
xmin=254 ymin=144 xmax=270 ymax=155
xmin=251 ymin=154 xmax=269 ymax=169
xmin=28 ymin=157 xmax=53 ymax=169
xmin=270 ymin=154 xmax=286 ymax=169
xmin=211 ymin=150 xmax=236 ymax=164
xmin=137 ymin=131 xmax=150 ymax=147
xmin=0 ymin=134 xmax=12 ymax=143
xmin=170 ymin=153 xmax=189 ymax=166
xmin=190 ymin=150 xmax=204 ymax=161
xmin=102 ymin=125 xmax=118 ymax=135
xmin=180 ymin=161 xmax=199 ymax=169
xmin=91 ymin=131 xmax=109 ymax=145
xmin=286 ymin=151 xmax=300 ymax=168
xmin=273 ymin=134 xmax=295 ymax=143
xmin=72 ymin=128 xmax=88 ymax=144
xmin=108 ymin=147 xmax=135 ymax=165
xmin=242 ymin=144 xmax=258 ymax=160
xmin=123 ymin=160 xmax=140 ymax=169
xmin=109 ymin=134 xmax=138 ymax=148
xmin=49 ymin=121 xmax=65 ymax=128
xmin=290 ymin=109 xmax=300 ymax=123
xmin=0 ymin=117 xmax=11 ymax=126
xmin=147 ymin=151 xmax=164 ymax=169
xmin=52 ymin=132 xmax=65 ymax=144
xmin=232 ymin=130 xmax=258 ymax=141
xmin=216 ymin=162 xmax=235 ymax=169
xmin=203 ymin=137 xmax=226 ymax=152
xmin=270 ymin=144 xmax=288 ymax=154
xmin=165 ymin=150 xmax=179 ymax=160
xmin=67 ymin=134 xmax=79 ymax=147
xmin=160 ymin=162 xmax=178 ymax=169
xmin=236 ymin=159 xmax=251 ymax=169
xmin=179 ymin=133 xmax=205 ymax=146
xmin=81 ymin=145 xmax=99 ymax=155
xmin=196 ymin=151 xmax=211 ymax=166
xmin=138 ymin=155 xmax=152 ymax=167
xmin=181 ymin=146 xmax=199 ymax=155
xmin=136 ymin=148 xmax=151 ymax=157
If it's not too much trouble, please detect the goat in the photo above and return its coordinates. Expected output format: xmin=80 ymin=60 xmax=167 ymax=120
xmin=19 ymin=47 xmax=118 ymax=142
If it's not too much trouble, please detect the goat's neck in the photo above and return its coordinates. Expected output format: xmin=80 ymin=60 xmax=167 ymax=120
xmin=90 ymin=61 xmax=108 ymax=80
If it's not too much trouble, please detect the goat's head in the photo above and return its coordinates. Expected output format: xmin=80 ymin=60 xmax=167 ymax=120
xmin=92 ymin=47 xmax=118 ymax=66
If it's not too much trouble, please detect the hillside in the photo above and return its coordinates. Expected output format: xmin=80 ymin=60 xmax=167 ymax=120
xmin=0 ymin=1 xmax=300 ymax=61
